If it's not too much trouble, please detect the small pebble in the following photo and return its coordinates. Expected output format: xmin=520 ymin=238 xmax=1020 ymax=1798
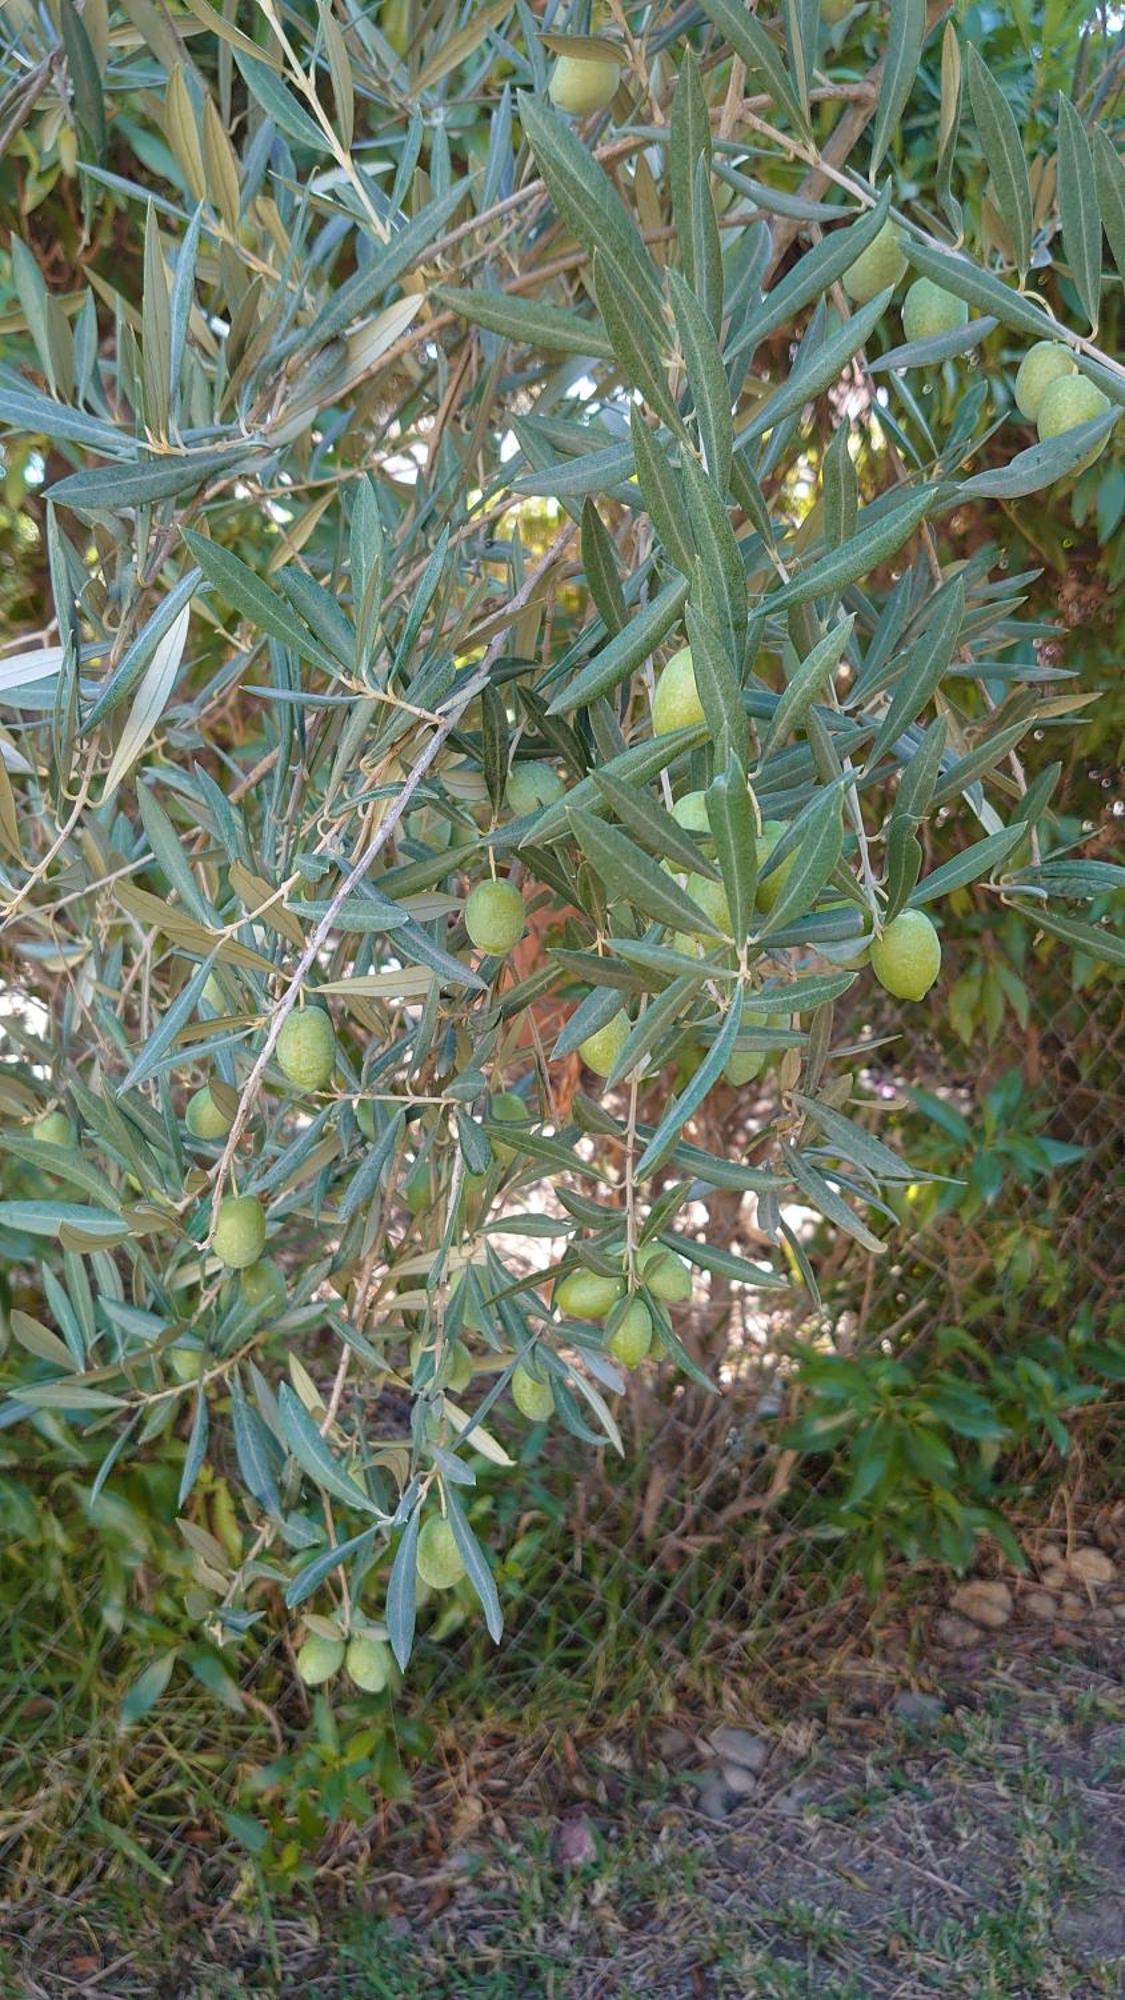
xmin=950 ymin=1580 xmax=1013 ymax=1629
xmin=708 ymin=1725 xmax=770 ymax=1774
xmin=1024 ymin=1590 xmax=1058 ymax=1622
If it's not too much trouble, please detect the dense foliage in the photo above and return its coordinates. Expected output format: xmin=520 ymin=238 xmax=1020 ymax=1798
xmin=0 ymin=0 xmax=1121 ymax=1695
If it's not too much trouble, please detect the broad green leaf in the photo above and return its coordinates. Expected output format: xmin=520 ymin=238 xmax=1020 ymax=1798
xmin=865 ymin=580 xmax=963 ymax=768
xmin=605 ymin=976 xmax=702 ymax=1086
xmin=278 ymin=1383 xmax=378 ymax=1513
xmin=183 ymin=533 xmax=335 ymax=671
xmin=1012 ymin=905 xmax=1125 ymax=968
xmin=870 ymin=0 xmax=925 ymax=176
xmin=793 ymin=1094 xmax=918 ymax=1180
xmin=581 ymin=500 xmax=627 ymax=634
xmin=121 ymin=1651 xmax=178 ymax=1726
xmin=1056 ymin=95 xmax=1101 ymax=332
xmin=761 ymin=615 xmax=854 ymax=758
xmin=386 ymin=1509 xmax=421 ymax=1670
xmin=907 ymin=825 xmax=1027 ymax=905
xmin=593 ymin=253 xmax=682 ymax=433
xmin=967 ymin=46 xmax=1032 ymax=273
xmin=635 ymin=1000 xmax=741 ymax=1176
xmin=49 ymin=449 xmax=247 ymax=511
xmin=682 ymin=461 xmax=745 ymax=668
xmin=517 ymin=93 xmax=665 ymax=344
xmin=903 ymin=243 xmax=1070 ymax=349
xmin=1091 ymin=125 xmax=1125 ymax=283
xmin=782 ymin=1143 xmax=885 ymax=1253
xmin=668 ymin=270 xmax=732 ymax=492
xmin=755 ymin=785 xmax=844 ymax=937
xmin=870 ymin=317 xmax=997 ymax=374
xmin=101 ymin=602 xmax=191 ymax=803
xmin=937 ymin=21 xmax=962 ymax=234
xmin=299 ymin=187 xmax=465 ymax=354
xmin=568 ymin=807 xmax=724 ymax=937
xmin=443 ymin=1483 xmax=503 ymax=1643
xmin=230 ymin=1376 xmax=280 ymax=1517
xmin=707 ymin=756 xmax=757 ymax=944
xmin=728 ymin=188 xmax=892 ymax=364
xmin=592 ymin=772 xmax=715 ymax=876
xmin=234 ymin=49 xmax=326 ymax=151
xmin=434 ymin=285 xmax=613 ymax=358
xmin=822 ymin=423 xmax=857 ymax=551
xmin=685 ymin=602 xmax=748 ymax=766
xmin=284 ymin=1525 xmax=380 ymax=1610
xmin=546 ymin=575 xmax=690 ymax=715
xmin=954 ymin=412 xmax=1118 ymax=499
xmin=670 ymin=53 xmax=718 ymax=327
xmin=60 ymin=0 xmax=107 ymax=160
xmin=178 ymin=1386 xmax=209 ymax=1507
xmin=739 ymin=289 xmax=892 ymax=447
xmin=630 ymin=410 xmax=695 ymax=577
xmin=696 ymin=0 xmax=809 ymax=137
xmin=767 ymin=488 xmax=949 ymax=616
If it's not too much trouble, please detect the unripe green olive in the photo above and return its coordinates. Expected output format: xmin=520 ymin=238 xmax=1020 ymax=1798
xmin=415 ymin=1515 xmax=465 ymax=1590
xmin=685 ymin=871 xmax=731 ymax=938
xmin=1014 ymin=340 xmax=1076 ymax=421
xmin=277 ymin=1005 xmax=336 ymax=1091
xmin=901 ymin=277 xmax=968 ymax=344
xmin=345 ymin=1635 xmax=391 ymax=1692
xmin=870 ymin=909 xmax=941 ymax=1001
xmin=489 ymin=1090 xmax=530 ymax=1163
xmin=1036 ymin=375 xmax=1111 ymax=469
xmin=213 ymin=1195 xmax=267 ymax=1270
xmin=297 ymin=1634 xmax=345 ymax=1685
xmin=506 ymin=761 xmax=565 ymax=817
xmin=755 ymin=822 xmax=796 ymax=914
xmin=670 ymin=791 xmax=712 ymax=840
xmin=222 ymin=1257 xmax=286 ymax=1317
xmin=464 ymin=879 xmax=526 ymax=954
xmin=555 ymin=1268 xmax=625 ymax=1320
xmin=410 ymin=1331 xmax=473 ymax=1393
xmin=548 ymin=53 xmax=620 ymax=116
xmin=186 ymin=1085 xmax=233 ymax=1141
xmin=652 ymin=646 xmax=705 ymax=735
xmin=607 ymin=1298 xmax=652 ymax=1368
xmin=841 ymin=221 xmax=906 ymax=304
xmin=578 ymin=1010 xmax=630 ymax=1078
xmin=512 ymin=1362 xmax=555 ymax=1421
xmin=639 ymin=1243 xmax=693 ymax=1303
xmin=32 ymin=1109 xmax=76 ymax=1148
xmin=169 ymin=1344 xmax=205 ymax=1382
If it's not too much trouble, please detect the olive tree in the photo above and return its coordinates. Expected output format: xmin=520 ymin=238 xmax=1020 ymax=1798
xmin=0 ymin=0 xmax=1121 ymax=1689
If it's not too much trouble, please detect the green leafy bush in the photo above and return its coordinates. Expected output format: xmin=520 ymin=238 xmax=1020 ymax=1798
xmin=0 ymin=0 xmax=1121 ymax=1697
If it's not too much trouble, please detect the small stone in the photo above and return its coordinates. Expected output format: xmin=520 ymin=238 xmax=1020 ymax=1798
xmin=1068 ymin=1547 xmax=1116 ymax=1587
xmin=697 ymin=1775 xmax=735 ymax=1820
xmin=1114 ymin=1604 xmax=1125 ymax=1623
xmin=708 ymin=1726 xmax=770 ymax=1774
xmin=1040 ymin=1565 xmax=1070 ymax=1591
xmin=935 ymin=1613 xmax=981 ymax=1649
xmin=1041 ymin=1542 xmax=1064 ymax=1566
xmin=654 ymin=1727 xmax=692 ymax=1761
xmin=892 ymin=1691 xmax=945 ymax=1729
xmin=720 ymin=1761 xmax=759 ymax=1796
xmin=950 ymin=1580 xmax=1013 ymax=1629
xmin=1024 ymin=1590 xmax=1058 ymax=1622
xmin=1058 ymin=1592 xmax=1085 ymax=1620
xmin=551 ymin=1815 xmax=598 ymax=1869
xmin=774 ymin=1779 xmax=818 ymax=1819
